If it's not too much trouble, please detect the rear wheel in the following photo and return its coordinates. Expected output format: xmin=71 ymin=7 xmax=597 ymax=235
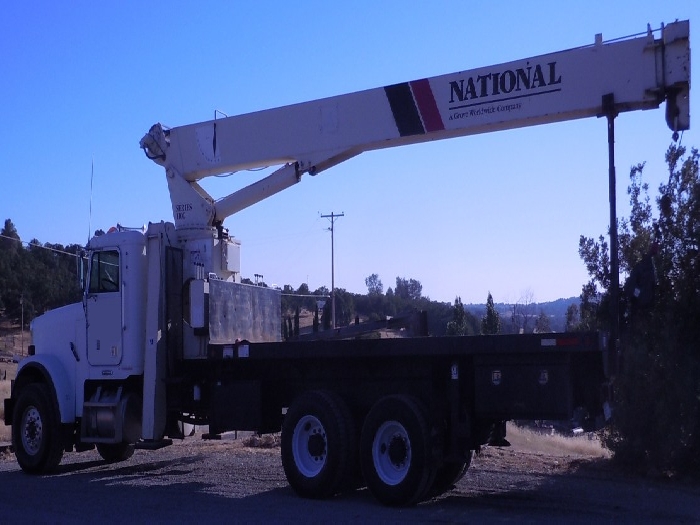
xmin=430 ymin=451 xmax=473 ymax=497
xmin=97 ymin=442 xmax=135 ymax=463
xmin=360 ymin=395 xmax=436 ymax=506
xmin=281 ymin=390 xmax=356 ymax=499
xmin=12 ymin=383 xmax=64 ymax=474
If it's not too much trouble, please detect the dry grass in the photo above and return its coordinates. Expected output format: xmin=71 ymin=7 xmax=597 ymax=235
xmin=506 ymin=422 xmax=610 ymax=458
xmin=242 ymin=433 xmax=281 ymax=448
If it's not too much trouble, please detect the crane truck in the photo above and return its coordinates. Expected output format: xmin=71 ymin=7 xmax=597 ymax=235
xmin=5 ymin=21 xmax=691 ymax=506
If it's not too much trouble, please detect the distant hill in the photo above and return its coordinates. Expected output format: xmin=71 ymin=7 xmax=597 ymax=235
xmin=465 ymin=297 xmax=579 ymax=333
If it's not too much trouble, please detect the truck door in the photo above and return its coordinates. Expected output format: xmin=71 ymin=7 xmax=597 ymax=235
xmin=86 ymin=249 xmax=123 ymax=366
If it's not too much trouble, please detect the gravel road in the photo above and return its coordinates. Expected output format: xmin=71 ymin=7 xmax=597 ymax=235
xmin=1 ymin=434 xmax=699 ymax=523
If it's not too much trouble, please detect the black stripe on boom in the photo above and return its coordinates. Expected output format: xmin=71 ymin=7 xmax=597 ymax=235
xmin=384 ymin=83 xmax=425 ymax=137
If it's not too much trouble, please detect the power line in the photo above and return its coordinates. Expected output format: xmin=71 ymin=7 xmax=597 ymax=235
xmin=0 ymin=233 xmax=82 ymax=258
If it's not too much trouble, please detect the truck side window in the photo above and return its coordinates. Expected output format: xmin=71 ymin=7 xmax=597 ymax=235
xmin=89 ymin=250 xmax=120 ymax=293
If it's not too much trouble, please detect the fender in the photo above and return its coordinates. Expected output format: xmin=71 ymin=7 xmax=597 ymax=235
xmin=14 ymin=355 xmax=77 ymax=424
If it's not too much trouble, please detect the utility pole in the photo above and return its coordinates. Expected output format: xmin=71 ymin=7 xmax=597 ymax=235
xmin=603 ymin=93 xmax=620 ymax=377
xmin=321 ymin=212 xmax=344 ymax=328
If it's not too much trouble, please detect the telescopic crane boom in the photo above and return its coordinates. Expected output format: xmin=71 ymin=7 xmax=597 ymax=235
xmin=140 ymin=21 xmax=690 ymax=230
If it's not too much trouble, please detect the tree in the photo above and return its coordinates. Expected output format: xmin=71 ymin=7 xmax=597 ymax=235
xmin=0 ymin=219 xmax=22 ymax=311
xmin=446 ymin=296 xmax=471 ymax=336
xmin=0 ymin=224 xmax=82 ymax=323
xmin=295 ymin=282 xmax=316 ymax=311
xmin=579 ymin=144 xmax=700 ymax=476
xmin=408 ymin=279 xmax=422 ymax=300
xmin=565 ymin=303 xmax=580 ymax=331
xmin=357 ymin=274 xmax=394 ymax=321
xmin=395 ymin=277 xmax=422 ymax=301
xmin=510 ymin=288 xmax=535 ymax=333
xmin=481 ymin=292 xmax=500 ymax=335
xmin=534 ymin=310 xmax=551 ymax=333
xmin=280 ymin=284 xmax=294 ymax=314
xmin=1 ymin=218 xmax=20 ymax=253
xmin=322 ymin=287 xmax=354 ymax=328
xmin=365 ymin=273 xmax=383 ymax=295
xmin=313 ymin=286 xmax=329 ymax=297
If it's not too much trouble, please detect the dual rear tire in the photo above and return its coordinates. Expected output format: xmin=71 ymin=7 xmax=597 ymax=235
xmin=360 ymin=395 xmax=436 ymax=506
xmin=281 ymin=390 xmax=356 ymax=499
xmin=282 ymin=391 xmax=462 ymax=506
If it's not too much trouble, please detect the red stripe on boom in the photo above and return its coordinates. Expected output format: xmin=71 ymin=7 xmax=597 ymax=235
xmin=409 ymin=79 xmax=445 ymax=133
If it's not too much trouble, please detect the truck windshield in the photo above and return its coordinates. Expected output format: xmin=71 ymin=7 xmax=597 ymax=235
xmin=89 ymin=250 xmax=120 ymax=293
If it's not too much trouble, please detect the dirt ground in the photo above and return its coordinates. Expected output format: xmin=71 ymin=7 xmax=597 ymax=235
xmin=2 ymin=425 xmax=698 ymax=522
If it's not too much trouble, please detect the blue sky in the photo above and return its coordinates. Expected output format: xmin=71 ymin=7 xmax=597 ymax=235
xmin=2 ymin=1 xmax=697 ymax=304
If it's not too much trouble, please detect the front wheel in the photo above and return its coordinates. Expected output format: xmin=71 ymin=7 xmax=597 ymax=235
xmin=12 ymin=383 xmax=64 ymax=474
xmin=360 ymin=395 xmax=436 ymax=506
